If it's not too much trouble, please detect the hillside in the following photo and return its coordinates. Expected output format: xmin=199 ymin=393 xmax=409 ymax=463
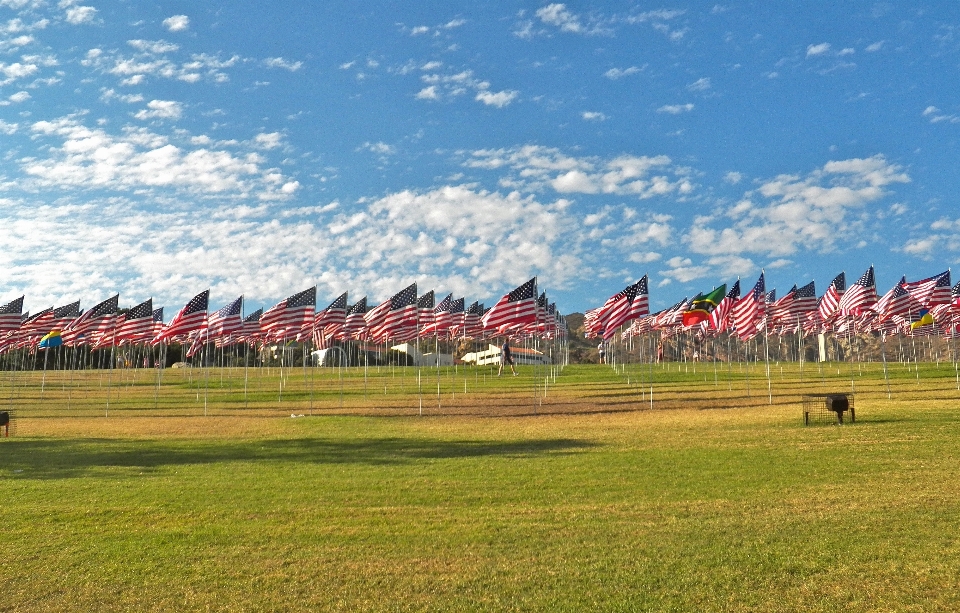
xmin=563 ymin=312 xmax=600 ymax=364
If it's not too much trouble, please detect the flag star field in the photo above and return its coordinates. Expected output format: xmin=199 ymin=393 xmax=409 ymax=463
xmin=2 ymin=1 xmax=960 ymax=315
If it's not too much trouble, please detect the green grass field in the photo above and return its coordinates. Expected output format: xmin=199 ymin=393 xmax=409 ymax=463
xmin=4 ymin=361 xmax=960 ymax=611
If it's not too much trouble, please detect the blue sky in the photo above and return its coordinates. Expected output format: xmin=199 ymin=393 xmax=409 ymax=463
xmin=2 ymin=1 xmax=960 ymax=316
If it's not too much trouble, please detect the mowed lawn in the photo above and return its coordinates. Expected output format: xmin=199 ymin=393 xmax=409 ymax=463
xmin=3 ymin=364 xmax=960 ymax=611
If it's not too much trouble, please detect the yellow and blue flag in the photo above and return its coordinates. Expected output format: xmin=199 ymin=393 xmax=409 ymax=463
xmin=38 ymin=329 xmax=63 ymax=349
xmin=910 ymin=309 xmax=934 ymax=330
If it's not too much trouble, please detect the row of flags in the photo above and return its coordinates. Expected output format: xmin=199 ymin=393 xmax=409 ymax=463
xmin=0 ymin=278 xmax=567 ymax=354
xmin=586 ymin=267 xmax=960 ymax=341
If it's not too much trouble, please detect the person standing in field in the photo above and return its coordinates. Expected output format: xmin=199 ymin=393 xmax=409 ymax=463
xmin=498 ymin=339 xmax=518 ymax=377
xmin=598 ymin=341 xmax=606 ymax=364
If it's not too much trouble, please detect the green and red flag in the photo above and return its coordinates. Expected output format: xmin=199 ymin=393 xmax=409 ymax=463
xmin=682 ymin=284 xmax=727 ymax=327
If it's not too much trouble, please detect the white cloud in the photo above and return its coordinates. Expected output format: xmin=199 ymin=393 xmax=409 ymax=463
xmin=657 ymin=103 xmax=694 ymax=114
xmin=410 ymin=25 xmax=430 ymax=36
xmin=417 ymin=68 xmax=517 ymax=107
xmin=582 ymin=111 xmax=607 ymax=121
xmin=686 ymin=155 xmax=910 ymax=259
xmin=806 ymin=43 xmax=831 ymax=57
xmin=64 ymin=4 xmax=97 ymax=25
xmin=21 ymin=116 xmax=297 ymax=200
xmin=865 ymin=41 xmax=884 ymax=52
xmin=604 ymin=66 xmax=641 ymax=79
xmin=659 ymin=256 xmax=709 ymax=283
xmin=0 ymin=119 xmax=17 ymax=134
xmin=687 ymin=77 xmax=711 ymax=91
xmin=475 ymin=89 xmax=517 ymax=107
xmin=922 ymin=105 xmax=960 ymax=124
xmin=264 ymin=57 xmax=303 ymax=71
xmin=254 ymin=132 xmax=283 ymax=149
xmin=134 ymin=99 xmax=183 ymax=120
xmin=8 ymin=90 xmax=29 ymax=102
xmin=416 ymin=85 xmax=438 ymax=100
xmin=0 ymin=61 xmax=38 ymax=85
xmin=466 ymin=146 xmax=694 ymax=200
xmin=362 ymin=141 xmax=396 ymax=156
xmin=128 ymin=39 xmax=179 ymax=54
xmin=724 ymin=171 xmax=742 ymax=184
xmin=163 ymin=15 xmax=189 ymax=32
xmin=536 ymin=3 xmax=584 ymax=33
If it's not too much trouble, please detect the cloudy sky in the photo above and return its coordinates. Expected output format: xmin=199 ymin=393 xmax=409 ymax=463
xmin=2 ymin=1 xmax=959 ymax=316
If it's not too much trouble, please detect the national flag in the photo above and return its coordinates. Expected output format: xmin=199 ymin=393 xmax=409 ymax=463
xmin=115 ymin=298 xmax=155 ymax=343
xmin=447 ymin=297 xmax=466 ymax=337
xmin=20 ymin=308 xmax=54 ymax=338
xmin=463 ymin=301 xmax=484 ymax=338
xmin=628 ymin=275 xmax=650 ymax=321
xmin=682 ymin=285 xmax=727 ymax=328
xmin=416 ymin=290 xmax=436 ymax=332
xmin=339 ymin=298 xmax=368 ymax=340
xmin=53 ymin=300 xmax=81 ymax=326
xmin=63 ymin=295 xmax=119 ymax=345
xmin=365 ymin=283 xmax=418 ymax=341
xmin=910 ymin=308 xmax=935 ymax=330
xmin=151 ymin=307 xmax=164 ymax=338
xmin=155 ymin=290 xmax=209 ymax=343
xmin=313 ymin=292 xmax=348 ymax=345
xmin=837 ymin=266 xmax=877 ymax=316
xmin=903 ymin=270 xmax=952 ymax=308
xmin=238 ymin=308 xmax=262 ymax=343
xmin=0 ymin=296 xmax=24 ymax=334
xmin=261 ymin=287 xmax=316 ymax=340
xmin=818 ymin=272 xmax=846 ymax=321
xmin=873 ymin=278 xmax=922 ymax=323
xmin=709 ymin=280 xmax=740 ymax=331
xmin=422 ymin=293 xmax=453 ymax=336
xmin=481 ymin=278 xmax=538 ymax=332
xmin=731 ymin=272 xmax=765 ymax=339
xmin=38 ymin=329 xmax=63 ymax=349
xmin=208 ymin=296 xmax=244 ymax=341
xmin=599 ymin=278 xmax=649 ymax=339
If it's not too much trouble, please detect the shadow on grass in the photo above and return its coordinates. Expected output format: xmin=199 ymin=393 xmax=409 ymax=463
xmin=1 ymin=436 xmax=599 ymax=479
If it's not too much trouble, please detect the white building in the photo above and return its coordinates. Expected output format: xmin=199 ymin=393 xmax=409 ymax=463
xmin=389 ymin=343 xmax=455 ymax=366
xmin=461 ymin=343 xmax=550 ymax=366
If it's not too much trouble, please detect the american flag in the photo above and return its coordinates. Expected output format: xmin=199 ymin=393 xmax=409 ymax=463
xmin=315 ymin=292 xmax=348 ymax=330
xmin=63 ymin=294 xmax=119 ymax=345
xmin=460 ymin=300 xmax=483 ymax=338
xmin=481 ymin=278 xmax=538 ymax=332
xmin=0 ymin=296 xmax=24 ymax=334
xmin=115 ymin=298 xmax=154 ymax=343
xmin=446 ymin=297 xmax=466 ymax=337
xmin=238 ymin=308 xmax=262 ymax=343
xmin=422 ymin=293 xmax=452 ymax=336
xmin=838 ymin=266 xmax=877 ymax=316
xmin=339 ymin=298 xmax=368 ymax=340
xmin=365 ymin=283 xmax=418 ymax=341
xmin=416 ymin=290 xmax=435 ymax=332
xmin=818 ymin=272 xmax=846 ymax=321
xmin=261 ymin=286 xmax=316 ymax=340
xmin=903 ymin=270 xmax=951 ymax=308
xmin=652 ymin=298 xmax=688 ymax=329
xmin=152 ymin=307 xmax=164 ymax=338
xmin=155 ymin=290 xmax=209 ymax=343
xmin=208 ymin=296 xmax=244 ymax=341
xmin=873 ymin=278 xmax=919 ymax=323
xmin=602 ymin=283 xmax=641 ymax=340
xmin=731 ymin=272 xmax=765 ymax=340
xmin=628 ymin=276 xmax=650 ymax=321
xmin=20 ymin=307 xmax=54 ymax=338
xmin=313 ymin=292 xmax=348 ymax=345
xmin=53 ymin=300 xmax=81 ymax=326
xmin=709 ymin=280 xmax=740 ymax=331
xmin=583 ymin=307 xmax=603 ymax=338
